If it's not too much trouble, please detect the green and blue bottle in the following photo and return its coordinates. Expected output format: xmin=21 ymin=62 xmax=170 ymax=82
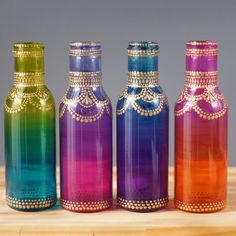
xmin=4 ymin=42 xmax=57 ymax=211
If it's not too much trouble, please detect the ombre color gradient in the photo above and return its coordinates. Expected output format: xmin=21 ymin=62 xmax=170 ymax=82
xmin=117 ymin=42 xmax=169 ymax=212
xmin=59 ymin=42 xmax=112 ymax=212
xmin=175 ymin=41 xmax=228 ymax=213
xmin=4 ymin=42 xmax=57 ymax=211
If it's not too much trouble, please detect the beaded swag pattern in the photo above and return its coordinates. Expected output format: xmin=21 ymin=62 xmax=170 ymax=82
xmin=4 ymin=42 xmax=57 ymax=211
xmin=59 ymin=42 xmax=112 ymax=212
xmin=117 ymin=42 xmax=169 ymax=212
xmin=175 ymin=41 xmax=228 ymax=213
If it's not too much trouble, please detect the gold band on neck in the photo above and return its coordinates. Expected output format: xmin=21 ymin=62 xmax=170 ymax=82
xmin=127 ymin=49 xmax=159 ymax=57
xmin=186 ymin=48 xmax=218 ymax=57
xmin=127 ymin=71 xmax=159 ymax=87
xmin=69 ymin=49 xmax=101 ymax=57
xmin=13 ymin=50 xmax=44 ymax=58
xmin=69 ymin=71 xmax=102 ymax=87
xmin=14 ymin=72 xmax=45 ymax=86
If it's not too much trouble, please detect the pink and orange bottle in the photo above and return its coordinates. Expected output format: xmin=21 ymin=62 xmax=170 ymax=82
xmin=175 ymin=40 xmax=228 ymax=213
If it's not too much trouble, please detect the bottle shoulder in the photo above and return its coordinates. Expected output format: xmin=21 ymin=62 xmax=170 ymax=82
xmin=117 ymin=85 xmax=168 ymax=104
xmin=60 ymin=86 xmax=111 ymax=105
xmin=116 ymin=85 xmax=169 ymax=116
xmin=59 ymin=86 xmax=112 ymax=122
xmin=175 ymin=86 xmax=228 ymax=119
xmin=5 ymin=85 xmax=55 ymax=114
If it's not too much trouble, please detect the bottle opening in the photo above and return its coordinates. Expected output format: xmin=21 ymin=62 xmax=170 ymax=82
xmin=128 ymin=41 xmax=159 ymax=51
xmin=186 ymin=40 xmax=217 ymax=50
xmin=69 ymin=41 xmax=101 ymax=50
xmin=14 ymin=42 xmax=44 ymax=51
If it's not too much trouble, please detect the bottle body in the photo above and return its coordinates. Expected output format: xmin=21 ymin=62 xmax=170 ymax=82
xmin=60 ymin=42 xmax=112 ymax=212
xmin=4 ymin=43 xmax=56 ymax=211
xmin=175 ymin=41 xmax=228 ymax=213
xmin=117 ymin=42 xmax=169 ymax=212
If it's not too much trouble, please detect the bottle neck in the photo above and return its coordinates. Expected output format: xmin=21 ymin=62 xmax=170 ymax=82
xmin=69 ymin=55 xmax=101 ymax=72
xmin=14 ymin=56 xmax=44 ymax=73
xmin=185 ymin=41 xmax=218 ymax=87
xmin=13 ymin=43 xmax=45 ymax=87
xmin=68 ymin=42 xmax=102 ymax=88
xmin=186 ymin=55 xmax=217 ymax=71
xmin=128 ymin=56 xmax=158 ymax=72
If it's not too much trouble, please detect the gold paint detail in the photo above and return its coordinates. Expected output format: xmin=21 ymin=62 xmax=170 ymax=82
xmin=117 ymin=84 xmax=168 ymax=116
xmin=175 ymin=200 xmax=225 ymax=213
xmin=61 ymin=199 xmax=112 ymax=212
xmin=127 ymin=71 xmax=159 ymax=87
xmin=14 ymin=72 xmax=45 ymax=86
xmin=175 ymin=72 xmax=227 ymax=119
xmin=127 ymin=49 xmax=159 ymax=57
xmin=185 ymin=71 xmax=218 ymax=88
xmin=69 ymin=49 xmax=101 ymax=57
xmin=69 ymin=71 xmax=102 ymax=88
xmin=13 ymin=50 xmax=44 ymax=57
xmin=117 ymin=197 xmax=168 ymax=210
xmin=186 ymin=48 xmax=218 ymax=57
xmin=6 ymin=196 xmax=56 ymax=210
xmin=5 ymin=87 xmax=54 ymax=114
xmin=186 ymin=71 xmax=218 ymax=79
xmin=59 ymin=88 xmax=111 ymax=122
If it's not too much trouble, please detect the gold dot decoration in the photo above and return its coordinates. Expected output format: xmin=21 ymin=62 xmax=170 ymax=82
xmin=175 ymin=200 xmax=225 ymax=213
xmin=175 ymin=71 xmax=227 ymax=120
xmin=14 ymin=72 xmax=45 ymax=87
xmin=6 ymin=196 xmax=56 ymax=210
xmin=5 ymin=87 xmax=54 ymax=114
xmin=116 ymin=80 xmax=168 ymax=116
xmin=117 ymin=197 xmax=168 ymax=211
xmin=13 ymin=50 xmax=44 ymax=58
xmin=127 ymin=49 xmax=159 ymax=57
xmin=185 ymin=48 xmax=218 ymax=57
xmin=127 ymin=71 xmax=159 ymax=87
xmin=59 ymin=87 xmax=112 ymax=122
xmin=69 ymin=49 xmax=101 ymax=57
xmin=69 ymin=71 xmax=102 ymax=88
xmin=61 ymin=199 xmax=112 ymax=212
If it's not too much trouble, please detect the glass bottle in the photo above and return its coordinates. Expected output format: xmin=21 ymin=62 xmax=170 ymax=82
xmin=60 ymin=41 xmax=112 ymax=212
xmin=175 ymin=40 xmax=228 ymax=213
xmin=4 ymin=42 xmax=57 ymax=211
xmin=117 ymin=41 xmax=169 ymax=212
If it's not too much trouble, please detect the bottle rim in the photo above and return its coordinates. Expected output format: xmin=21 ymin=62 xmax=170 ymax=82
xmin=69 ymin=41 xmax=101 ymax=47
xmin=186 ymin=40 xmax=217 ymax=46
xmin=13 ymin=42 xmax=44 ymax=51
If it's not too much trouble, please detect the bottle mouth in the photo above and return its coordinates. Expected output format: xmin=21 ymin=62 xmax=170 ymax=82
xmin=187 ymin=40 xmax=217 ymax=46
xmin=69 ymin=41 xmax=101 ymax=50
xmin=186 ymin=40 xmax=217 ymax=50
xmin=128 ymin=41 xmax=159 ymax=57
xmin=14 ymin=42 xmax=44 ymax=51
xmin=128 ymin=41 xmax=159 ymax=50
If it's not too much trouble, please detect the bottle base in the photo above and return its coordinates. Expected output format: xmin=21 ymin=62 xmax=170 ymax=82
xmin=117 ymin=197 xmax=168 ymax=212
xmin=6 ymin=195 xmax=57 ymax=211
xmin=61 ymin=199 xmax=112 ymax=213
xmin=174 ymin=199 xmax=226 ymax=213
